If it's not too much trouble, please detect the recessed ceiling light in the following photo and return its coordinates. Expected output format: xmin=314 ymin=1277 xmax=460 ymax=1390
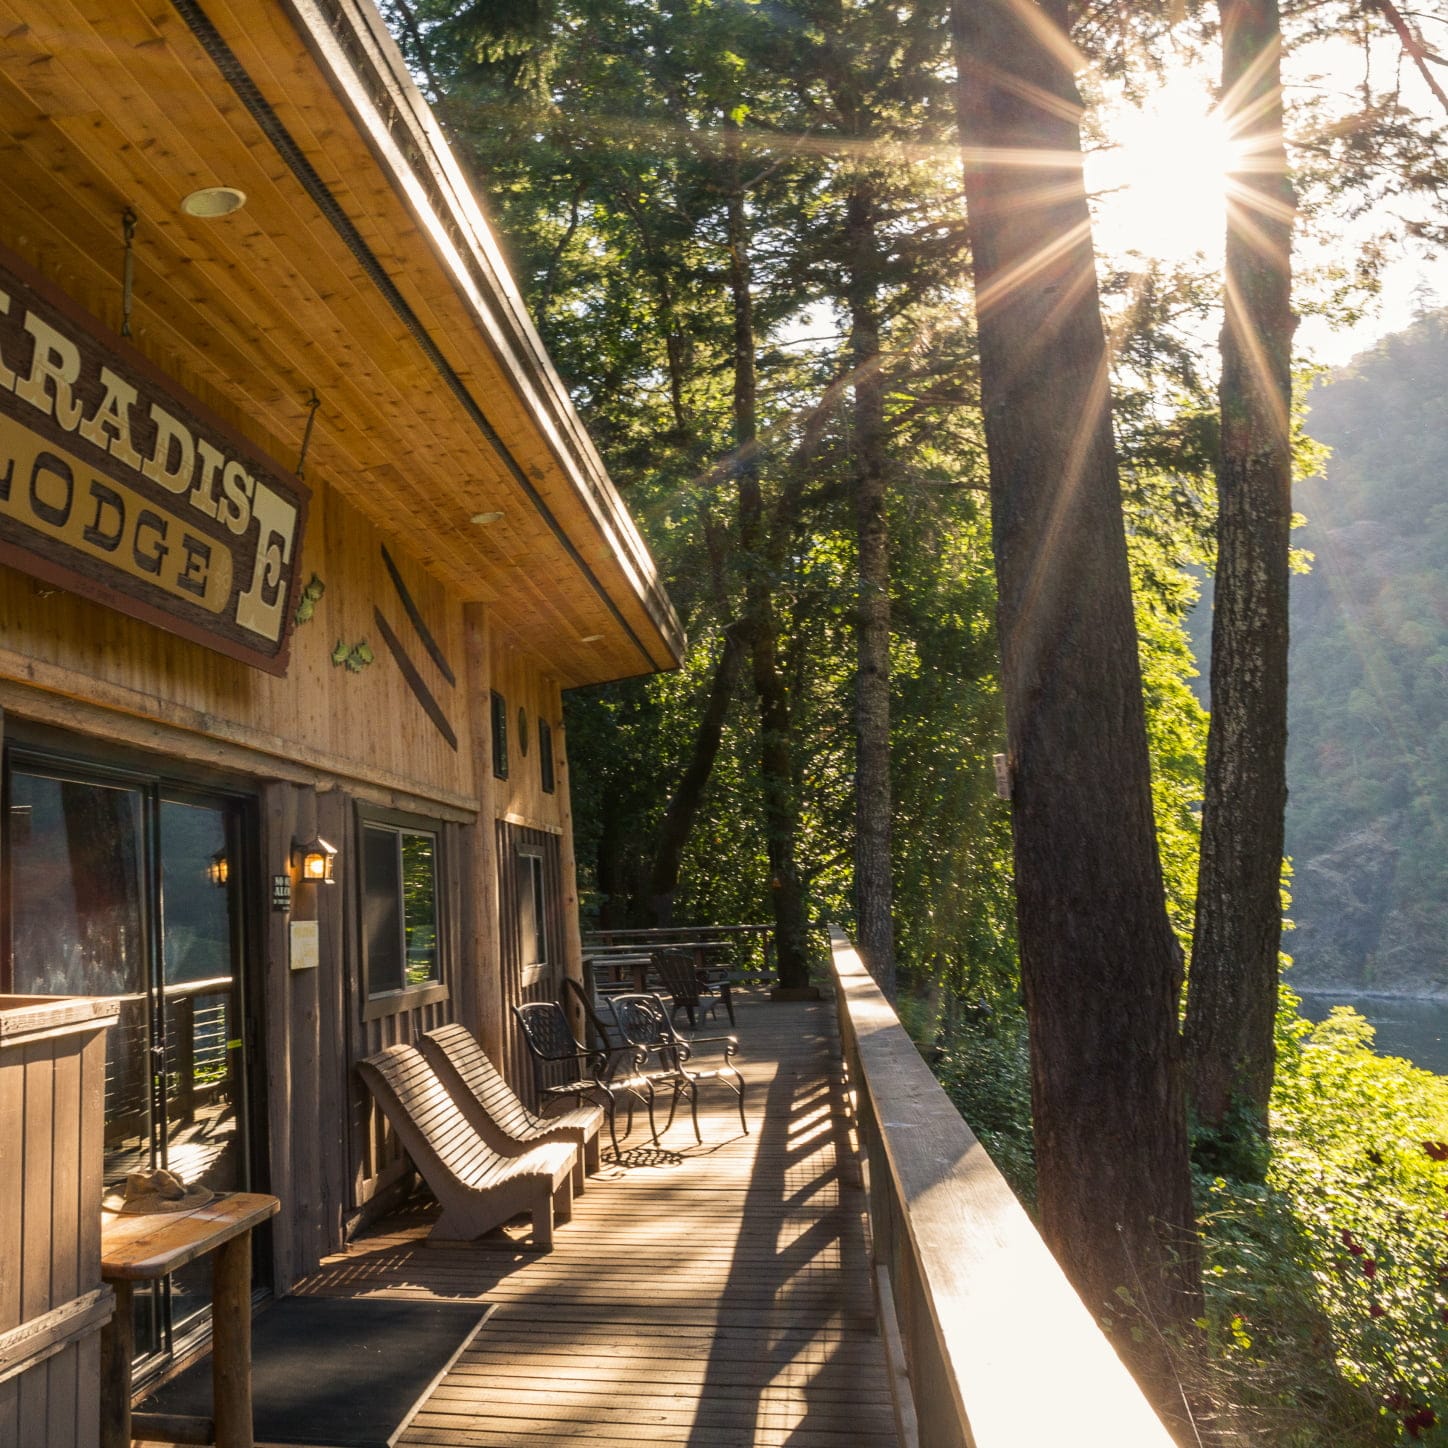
xmin=470 ymin=510 xmax=505 ymax=526
xmin=580 ymin=634 xmax=604 ymax=644
xmin=181 ymin=187 xmax=247 ymax=218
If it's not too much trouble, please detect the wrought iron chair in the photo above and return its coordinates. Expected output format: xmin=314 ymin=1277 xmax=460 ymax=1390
xmin=561 ymin=974 xmax=630 ymax=1060
xmin=512 ymin=999 xmax=653 ymax=1158
xmin=606 ymin=991 xmax=748 ymax=1143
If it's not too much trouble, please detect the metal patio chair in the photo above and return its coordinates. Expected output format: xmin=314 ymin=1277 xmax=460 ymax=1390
xmin=606 ymin=991 xmax=748 ymax=1143
xmin=512 ymin=998 xmax=654 ymax=1158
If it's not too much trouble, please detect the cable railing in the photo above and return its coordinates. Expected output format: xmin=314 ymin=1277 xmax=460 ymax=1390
xmin=828 ymin=926 xmax=1176 ymax=1448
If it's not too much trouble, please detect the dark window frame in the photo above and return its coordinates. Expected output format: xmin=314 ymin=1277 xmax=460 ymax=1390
xmin=490 ymin=691 xmax=509 ymax=780
xmin=538 ymin=718 xmax=555 ymax=795
xmin=358 ymin=803 xmax=449 ymax=1021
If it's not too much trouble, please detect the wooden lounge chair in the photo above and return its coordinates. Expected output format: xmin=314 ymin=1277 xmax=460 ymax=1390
xmin=419 ymin=1022 xmax=602 ymax=1189
xmin=356 ymin=1043 xmax=575 ymax=1249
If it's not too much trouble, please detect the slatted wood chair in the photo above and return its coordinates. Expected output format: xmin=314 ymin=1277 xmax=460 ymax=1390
xmin=419 ymin=1022 xmax=601 ymax=1190
xmin=512 ymin=998 xmax=656 ymax=1157
xmin=356 ymin=1043 xmax=575 ymax=1249
xmin=607 ymin=991 xmax=748 ymax=1143
xmin=651 ymin=948 xmax=724 ymax=1031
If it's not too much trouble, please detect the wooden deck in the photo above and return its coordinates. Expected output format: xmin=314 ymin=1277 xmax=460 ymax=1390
xmin=289 ymin=989 xmax=900 ymax=1446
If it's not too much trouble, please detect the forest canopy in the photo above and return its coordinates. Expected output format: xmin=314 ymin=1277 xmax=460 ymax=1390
xmin=378 ymin=0 xmax=1448 ymax=1435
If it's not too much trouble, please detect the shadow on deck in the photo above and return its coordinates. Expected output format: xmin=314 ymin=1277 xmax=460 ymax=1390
xmin=289 ymin=989 xmax=899 ymax=1446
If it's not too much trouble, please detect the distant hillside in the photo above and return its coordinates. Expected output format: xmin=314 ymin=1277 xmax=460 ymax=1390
xmin=1285 ymin=311 xmax=1448 ymax=996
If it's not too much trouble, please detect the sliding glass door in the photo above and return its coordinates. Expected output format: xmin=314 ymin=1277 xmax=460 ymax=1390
xmin=4 ymin=753 xmax=255 ymax=1357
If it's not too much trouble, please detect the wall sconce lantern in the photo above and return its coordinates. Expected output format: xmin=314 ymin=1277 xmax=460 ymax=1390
xmin=207 ymin=850 xmax=230 ymax=888
xmin=295 ymin=836 xmax=338 ymax=885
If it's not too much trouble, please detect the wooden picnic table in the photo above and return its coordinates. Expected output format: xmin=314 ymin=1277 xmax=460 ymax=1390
xmin=581 ymin=952 xmax=653 ymax=997
xmin=100 ymin=1191 xmax=280 ymax=1448
xmin=582 ymin=924 xmax=774 ymax=973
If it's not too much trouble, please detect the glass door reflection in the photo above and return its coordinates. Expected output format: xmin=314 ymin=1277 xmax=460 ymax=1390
xmin=5 ymin=760 xmax=251 ymax=1364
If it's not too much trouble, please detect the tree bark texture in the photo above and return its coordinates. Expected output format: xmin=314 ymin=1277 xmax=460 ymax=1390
xmin=1186 ymin=0 xmax=1296 ymax=1136
xmin=951 ymin=0 xmax=1200 ymax=1408
xmin=846 ymin=181 xmax=897 ymax=997
xmin=648 ymin=627 xmax=745 ymax=925
xmin=726 ymin=118 xmax=811 ymax=989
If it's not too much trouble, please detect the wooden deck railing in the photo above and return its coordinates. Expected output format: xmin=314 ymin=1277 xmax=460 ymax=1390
xmin=828 ymin=927 xmax=1177 ymax=1448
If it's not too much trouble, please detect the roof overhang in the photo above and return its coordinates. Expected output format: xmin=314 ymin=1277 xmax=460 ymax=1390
xmin=0 ymin=0 xmax=684 ymax=686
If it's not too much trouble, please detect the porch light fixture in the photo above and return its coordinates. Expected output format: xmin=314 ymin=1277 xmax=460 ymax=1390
xmin=470 ymin=510 xmax=505 ymax=526
xmin=295 ymin=836 xmax=338 ymax=885
xmin=181 ymin=186 xmax=247 ymax=218
xmin=207 ymin=850 xmax=230 ymax=888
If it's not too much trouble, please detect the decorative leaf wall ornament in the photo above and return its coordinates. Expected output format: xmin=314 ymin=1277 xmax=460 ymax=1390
xmin=331 ymin=639 xmax=374 ymax=672
xmin=294 ymin=573 xmax=326 ymax=625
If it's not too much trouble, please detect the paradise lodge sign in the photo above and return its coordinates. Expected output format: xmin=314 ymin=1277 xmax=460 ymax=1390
xmin=0 ymin=249 xmax=308 ymax=674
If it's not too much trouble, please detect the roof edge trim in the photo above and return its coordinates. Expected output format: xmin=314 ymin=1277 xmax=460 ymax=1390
xmin=282 ymin=0 xmax=684 ymax=666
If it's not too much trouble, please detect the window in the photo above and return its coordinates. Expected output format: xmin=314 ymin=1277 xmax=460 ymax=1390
xmin=517 ymin=851 xmax=547 ymax=968
xmin=361 ymin=812 xmax=445 ymax=1012
xmin=539 ymin=719 xmax=555 ymax=795
xmin=490 ymin=691 xmax=508 ymax=780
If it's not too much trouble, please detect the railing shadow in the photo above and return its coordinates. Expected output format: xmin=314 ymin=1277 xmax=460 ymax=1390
xmin=681 ymin=999 xmax=898 ymax=1446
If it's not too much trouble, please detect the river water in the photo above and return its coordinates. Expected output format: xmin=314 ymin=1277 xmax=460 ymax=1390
xmin=1296 ymin=992 xmax=1448 ymax=1077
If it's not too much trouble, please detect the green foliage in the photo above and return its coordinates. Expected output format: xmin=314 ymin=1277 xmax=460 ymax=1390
xmin=928 ymin=989 xmax=1448 ymax=1444
xmin=1130 ymin=520 xmax=1209 ymax=950
xmin=1194 ymin=994 xmax=1448 ymax=1443
xmin=927 ymin=1003 xmax=1037 ymax=1207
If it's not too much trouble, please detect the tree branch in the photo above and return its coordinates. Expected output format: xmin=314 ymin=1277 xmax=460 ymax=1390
xmin=1367 ymin=0 xmax=1448 ymax=115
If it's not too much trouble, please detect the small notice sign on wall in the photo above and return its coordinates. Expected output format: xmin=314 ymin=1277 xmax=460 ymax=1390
xmin=290 ymin=920 xmax=319 ymax=972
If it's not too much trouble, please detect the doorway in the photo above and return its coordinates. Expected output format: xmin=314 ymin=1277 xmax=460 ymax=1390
xmin=2 ymin=749 xmax=260 ymax=1359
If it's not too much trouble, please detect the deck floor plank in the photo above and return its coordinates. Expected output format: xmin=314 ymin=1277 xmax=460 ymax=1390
xmin=288 ymin=990 xmax=900 ymax=1447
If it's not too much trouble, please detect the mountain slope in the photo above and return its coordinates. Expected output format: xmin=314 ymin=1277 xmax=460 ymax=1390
xmin=1286 ymin=311 xmax=1448 ymax=994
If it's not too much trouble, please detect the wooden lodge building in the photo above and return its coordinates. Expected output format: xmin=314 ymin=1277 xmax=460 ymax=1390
xmin=0 ymin=0 xmax=682 ymax=1401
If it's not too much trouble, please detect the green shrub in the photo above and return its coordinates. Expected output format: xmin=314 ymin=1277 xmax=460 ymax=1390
xmin=928 ymin=1005 xmax=1037 ymax=1208
xmin=927 ymin=987 xmax=1448 ymax=1443
xmin=1192 ymin=994 xmax=1448 ymax=1444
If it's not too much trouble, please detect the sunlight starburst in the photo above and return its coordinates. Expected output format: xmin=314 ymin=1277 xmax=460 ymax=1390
xmin=1089 ymin=82 xmax=1242 ymax=268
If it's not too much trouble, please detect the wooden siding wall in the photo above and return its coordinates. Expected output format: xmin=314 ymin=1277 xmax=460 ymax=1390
xmin=261 ymin=779 xmax=469 ymax=1280
xmin=0 ymin=479 xmax=472 ymax=812
xmin=488 ymin=635 xmax=567 ymax=833
xmin=0 ymin=495 xmax=588 ymax=1291
xmin=0 ymin=1010 xmax=111 ymax=1448
xmin=260 ymin=781 xmax=351 ymax=1289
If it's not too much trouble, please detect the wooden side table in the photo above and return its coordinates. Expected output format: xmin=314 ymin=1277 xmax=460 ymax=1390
xmin=99 ymin=1192 xmax=280 ymax=1448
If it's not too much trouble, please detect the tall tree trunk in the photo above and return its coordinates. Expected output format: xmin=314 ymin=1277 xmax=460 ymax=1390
xmin=845 ymin=182 xmax=896 ymax=997
xmin=950 ymin=0 xmax=1200 ymax=1416
xmin=725 ymin=117 xmax=811 ymax=989
xmin=1185 ymin=0 xmax=1297 ymax=1143
xmin=648 ymin=626 xmax=745 ymax=925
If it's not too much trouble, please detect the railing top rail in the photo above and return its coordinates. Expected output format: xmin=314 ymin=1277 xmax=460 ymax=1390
xmin=828 ymin=928 xmax=1176 ymax=1448
xmin=582 ymin=924 xmax=772 ymax=940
